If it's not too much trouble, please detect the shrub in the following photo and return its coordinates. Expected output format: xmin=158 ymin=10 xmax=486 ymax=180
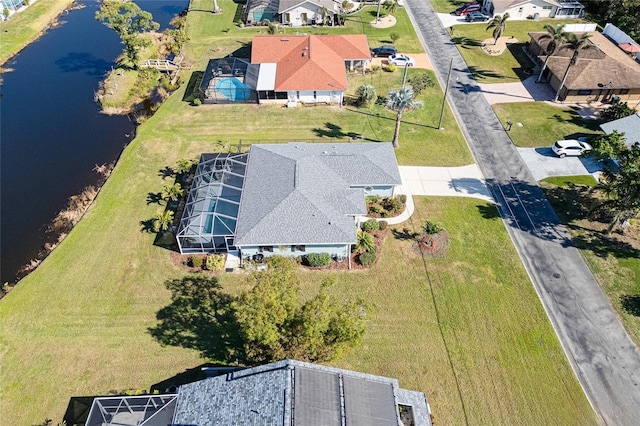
xmin=305 ymin=252 xmax=331 ymax=267
xmin=407 ymin=74 xmax=435 ymax=95
xmin=355 ymin=229 xmax=376 ymax=253
xmin=358 ymin=247 xmax=378 ymax=266
xmin=190 ymin=256 xmax=203 ymax=268
xmin=192 ymin=98 xmax=202 ymax=106
xmin=355 ymin=84 xmax=377 ymax=107
xmin=423 ymin=221 xmax=442 ymax=235
xmin=378 ymin=220 xmax=388 ymax=230
xmin=384 ymin=196 xmax=403 ymax=213
xmin=390 ymin=32 xmax=400 ymax=43
xmin=371 ymin=65 xmax=381 ymax=72
xmin=383 ymin=64 xmax=397 ymax=72
xmin=206 ymin=254 xmax=225 ymax=271
xmin=370 ymin=204 xmax=384 ymax=215
xmin=398 ymin=194 xmax=407 ymax=204
xmin=362 ymin=219 xmax=380 ymax=232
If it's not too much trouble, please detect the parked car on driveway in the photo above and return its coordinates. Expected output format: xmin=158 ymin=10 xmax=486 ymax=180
xmin=455 ymin=2 xmax=480 ymax=15
xmin=371 ymin=45 xmax=397 ymax=57
xmin=465 ymin=11 xmax=489 ymax=22
xmin=551 ymin=139 xmax=593 ymax=157
xmin=388 ymin=54 xmax=415 ymax=67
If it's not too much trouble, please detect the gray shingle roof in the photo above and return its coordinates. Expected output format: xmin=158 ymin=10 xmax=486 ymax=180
xmin=234 ymin=143 xmax=401 ymax=246
xmin=172 ymin=359 xmax=432 ymax=426
xmin=600 ymin=113 xmax=640 ymax=146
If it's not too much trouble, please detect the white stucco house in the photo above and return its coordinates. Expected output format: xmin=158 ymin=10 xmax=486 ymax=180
xmin=243 ymin=0 xmax=341 ymax=26
xmin=482 ymin=0 xmax=584 ymax=19
xmin=247 ymin=34 xmax=371 ymax=105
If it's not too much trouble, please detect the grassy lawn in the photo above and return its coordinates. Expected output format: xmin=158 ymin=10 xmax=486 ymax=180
xmin=0 ymin=0 xmax=75 ymax=66
xmin=451 ymin=19 xmax=583 ymax=83
xmin=540 ymin=177 xmax=640 ymax=346
xmin=493 ymin=102 xmax=602 ymax=147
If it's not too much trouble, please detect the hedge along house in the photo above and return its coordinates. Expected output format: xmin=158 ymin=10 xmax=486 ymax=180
xmin=176 ymin=143 xmax=402 ymax=266
xmin=528 ymin=31 xmax=640 ymax=103
xmin=249 ymin=35 xmax=371 ymax=105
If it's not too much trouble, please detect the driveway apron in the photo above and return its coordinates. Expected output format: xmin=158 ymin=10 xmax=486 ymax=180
xmin=403 ymin=1 xmax=640 ymax=424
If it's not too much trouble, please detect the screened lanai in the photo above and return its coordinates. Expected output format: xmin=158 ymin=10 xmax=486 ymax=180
xmin=176 ymin=152 xmax=248 ymax=254
xmin=85 ymin=395 xmax=177 ymax=426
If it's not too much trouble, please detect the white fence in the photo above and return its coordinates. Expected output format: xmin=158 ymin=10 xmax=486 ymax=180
xmin=563 ymin=23 xmax=597 ymax=33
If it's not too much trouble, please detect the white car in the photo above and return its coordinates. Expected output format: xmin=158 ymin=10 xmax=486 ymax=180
xmin=551 ymin=139 xmax=593 ymax=158
xmin=388 ymin=54 xmax=416 ymax=67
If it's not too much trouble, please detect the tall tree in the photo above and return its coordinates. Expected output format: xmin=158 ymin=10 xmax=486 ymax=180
xmin=537 ymin=24 xmax=566 ymax=83
xmin=553 ymin=33 xmax=592 ymax=102
xmin=601 ymin=102 xmax=635 ymax=122
xmin=383 ymin=0 xmax=399 ymax=15
xmin=589 ymin=143 xmax=640 ymax=233
xmin=592 ymin=131 xmax=628 ymax=162
xmin=486 ymin=13 xmax=509 ymax=46
xmin=96 ymin=0 xmax=159 ymax=69
xmin=386 ymin=86 xmax=424 ymax=149
xmin=233 ymin=256 xmax=368 ymax=363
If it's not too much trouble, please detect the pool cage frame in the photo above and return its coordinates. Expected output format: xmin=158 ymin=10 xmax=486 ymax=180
xmin=176 ymin=152 xmax=249 ymax=254
xmin=84 ymin=395 xmax=178 ymax=426
xmin=199 ymin=57 xmax=258 ymax=104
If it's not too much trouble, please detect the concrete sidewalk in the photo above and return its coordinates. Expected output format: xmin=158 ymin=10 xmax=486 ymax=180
xmin=382 ymin=165 xmax=494 ymax=225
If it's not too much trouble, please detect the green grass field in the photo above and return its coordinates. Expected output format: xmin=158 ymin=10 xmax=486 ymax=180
xmin=0 ymin=3 xmax=598 ymax=424
xmin=493 ymin=102 xmax=602 ymax=147
xmin=0 ymin=0 xmax=75 ymax=66
xmin=451 ymin=19 xmax=583 ymax=83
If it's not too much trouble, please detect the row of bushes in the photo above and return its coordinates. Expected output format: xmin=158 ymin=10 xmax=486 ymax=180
xmin=187 ymin=254 xmax=225 ymax=271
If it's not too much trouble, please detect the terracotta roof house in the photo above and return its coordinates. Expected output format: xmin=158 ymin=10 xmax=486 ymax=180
xmin=527 ymin=31 xmax=640 ymax=102
xmin=482 ymin=0 xmax=584 ymax=19
xmin=248 ymin=34 xmax=371 ymax=105
xmin=600 ymin=113 xmax=640 ymax=147
xmin=243 ymin=0 xmax=341 ymax=26
xmin=84 ymin=359 xmax=433 ymax=426
xmin=176 ymin=142 xmax=401 ymax=264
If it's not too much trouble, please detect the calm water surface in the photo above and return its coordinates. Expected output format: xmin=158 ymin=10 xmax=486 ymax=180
xmin=0 ymin=0 xmax=188 ymax=283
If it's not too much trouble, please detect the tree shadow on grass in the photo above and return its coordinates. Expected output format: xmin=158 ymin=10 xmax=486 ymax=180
xmin=312 ymin=122 xmax=362 ymax=140
xmin=391 ymin=227 xmax=419 ymax=240
xmin=465 ymin=65 xmax=505 ymax=81
xmin=140 ymin=219 xmax=157 ymax=233
xmin=148 ymin=275 xmax=245 ymax=363
xmin=476 ymin=204 xmax=501 ymax=220
xmin=452 ymin=36 xmax=482 ymax=49
xmin=549 ymin=110 xmax=602 ymax=131
xmin=182 ymin=71 xmax=204 ymax=103
xmin=621 ymin=295 xmax=640 ymax=316
xmin=147 ymin=192 xmax=164 ymax=205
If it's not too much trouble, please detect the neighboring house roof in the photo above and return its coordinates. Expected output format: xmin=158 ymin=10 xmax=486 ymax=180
xmin=251 ymin=35 xmax=371 ymax=91
xmin=600 ymin=113 xmax=640 ymax=146
xmin=529 ymin=31 xmax=640 ymax=90
xmin=173 ymin=359 xmax=433 ymax=426
xmin=278 ymin=0 xmax=339 ymax=13
xmin=234 ymin=142 xmax=401 ymax=247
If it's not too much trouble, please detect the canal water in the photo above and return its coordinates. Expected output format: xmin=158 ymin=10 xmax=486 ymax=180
xmin=0 ymin=0 xmax=189 ymax=284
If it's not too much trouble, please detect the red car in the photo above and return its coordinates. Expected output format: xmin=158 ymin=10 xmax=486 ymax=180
xmin=454 ymin=3 xmax=481 ymax=15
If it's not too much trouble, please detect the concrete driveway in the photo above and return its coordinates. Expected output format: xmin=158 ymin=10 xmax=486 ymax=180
xmin=479 ymin=75 xmax=556 ymax=105
xmin=436 ymin=12 xmax=480 ymax=28
xmin=517 ymin=147 xmax=602 ymax=180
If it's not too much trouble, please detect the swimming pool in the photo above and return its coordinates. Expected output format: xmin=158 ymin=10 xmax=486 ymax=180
xmin=215 ymin=77 xmax=252 ymax=102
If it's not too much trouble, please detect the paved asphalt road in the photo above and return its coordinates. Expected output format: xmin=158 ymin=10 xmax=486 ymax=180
xmin=403 ymin=1 xmax=640 ymax=424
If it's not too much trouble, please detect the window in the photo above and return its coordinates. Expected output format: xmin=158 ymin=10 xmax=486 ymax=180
xmin=313 ymin=91 xmax=317 ymax=100
xmin=258 ymin=246 xmax=273 ymax=253
xmin=578 ymin=89 xmax=592 ymax=96
xmin=542 ymin=5 xmax=552 ymax=9
xmin=620 ymin=89 xmax=630 ymax=94
xmin=291 ymin=245 xmax=306 ymax=252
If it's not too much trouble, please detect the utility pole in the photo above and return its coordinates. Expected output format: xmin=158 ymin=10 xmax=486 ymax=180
xmin=401 ymin=62 xmax=409 ymax=89
xmin=438 ymin=58 xmax=453 ymax=130
xmin=376 ymin=0 xmax=382 ymax=21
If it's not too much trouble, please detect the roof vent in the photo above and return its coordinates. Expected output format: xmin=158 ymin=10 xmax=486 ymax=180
xmin=280 ymin=38 xmax=289 ymax=42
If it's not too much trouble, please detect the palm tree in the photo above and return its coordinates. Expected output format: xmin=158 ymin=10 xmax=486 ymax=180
xmin=553 ymin=33 xmax=591 ymax=102
xmin=355 ymin=84 xmax=377 ymax=107
xmin=537 ymin=24 xmax=566 ymax=83
xmin=383 ymin=0 xmax=398 ymax=16
xmin=355 ymin=229 xmax=375 ymax=253
xmin=385 ymin=86 xmax=424 ymax=149
xmin=320 ymin=7 xmax=330 ymax=26
xmin=154 ymin=210 xmax=174 ymax=233
xmin=486 ymin=13 xmax=509 ymax=46
xmin=162 ymin=183 xmax=184 ymax=203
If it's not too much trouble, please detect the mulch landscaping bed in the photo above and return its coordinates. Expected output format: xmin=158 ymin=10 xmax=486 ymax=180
xmin=412 ymin=230 xmax=449 ymax=257
xmin=302 ymin=228 xmax=389 ymax=271
xmin=169 ymin=251 xmax=227 ymax=273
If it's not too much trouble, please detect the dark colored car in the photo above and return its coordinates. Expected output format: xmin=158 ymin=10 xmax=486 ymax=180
xmin=371 ymin=45 xmax=397 ymax=57
xmin=465 ymin=11 xmax=489 ymax=22
xmin=454 ymin=2 xmax=480 ymax=15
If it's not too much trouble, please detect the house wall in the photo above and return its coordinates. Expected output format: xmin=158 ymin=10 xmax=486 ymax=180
xmin=562 ymin=88 xmax=640 ymax=103
xmin=484 ymin=0 xmax=555 ymax=19
xmin=287 ymin=90 xmax=343 ymax=104
xmin=356 ymin=185 xmax=395 ymax=198
xmin=240 ymin=243 xmax=351 ymax=260
xmin=282 ymin=3 xmax=331 ymax=26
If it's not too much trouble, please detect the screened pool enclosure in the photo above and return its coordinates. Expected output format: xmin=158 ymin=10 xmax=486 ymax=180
xmin=176 ymin=153 xmax=248 ymax=254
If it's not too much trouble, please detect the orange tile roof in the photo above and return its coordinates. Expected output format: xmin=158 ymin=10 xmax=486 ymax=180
xmin=251 ymin=35 xmax=371 ymax=91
